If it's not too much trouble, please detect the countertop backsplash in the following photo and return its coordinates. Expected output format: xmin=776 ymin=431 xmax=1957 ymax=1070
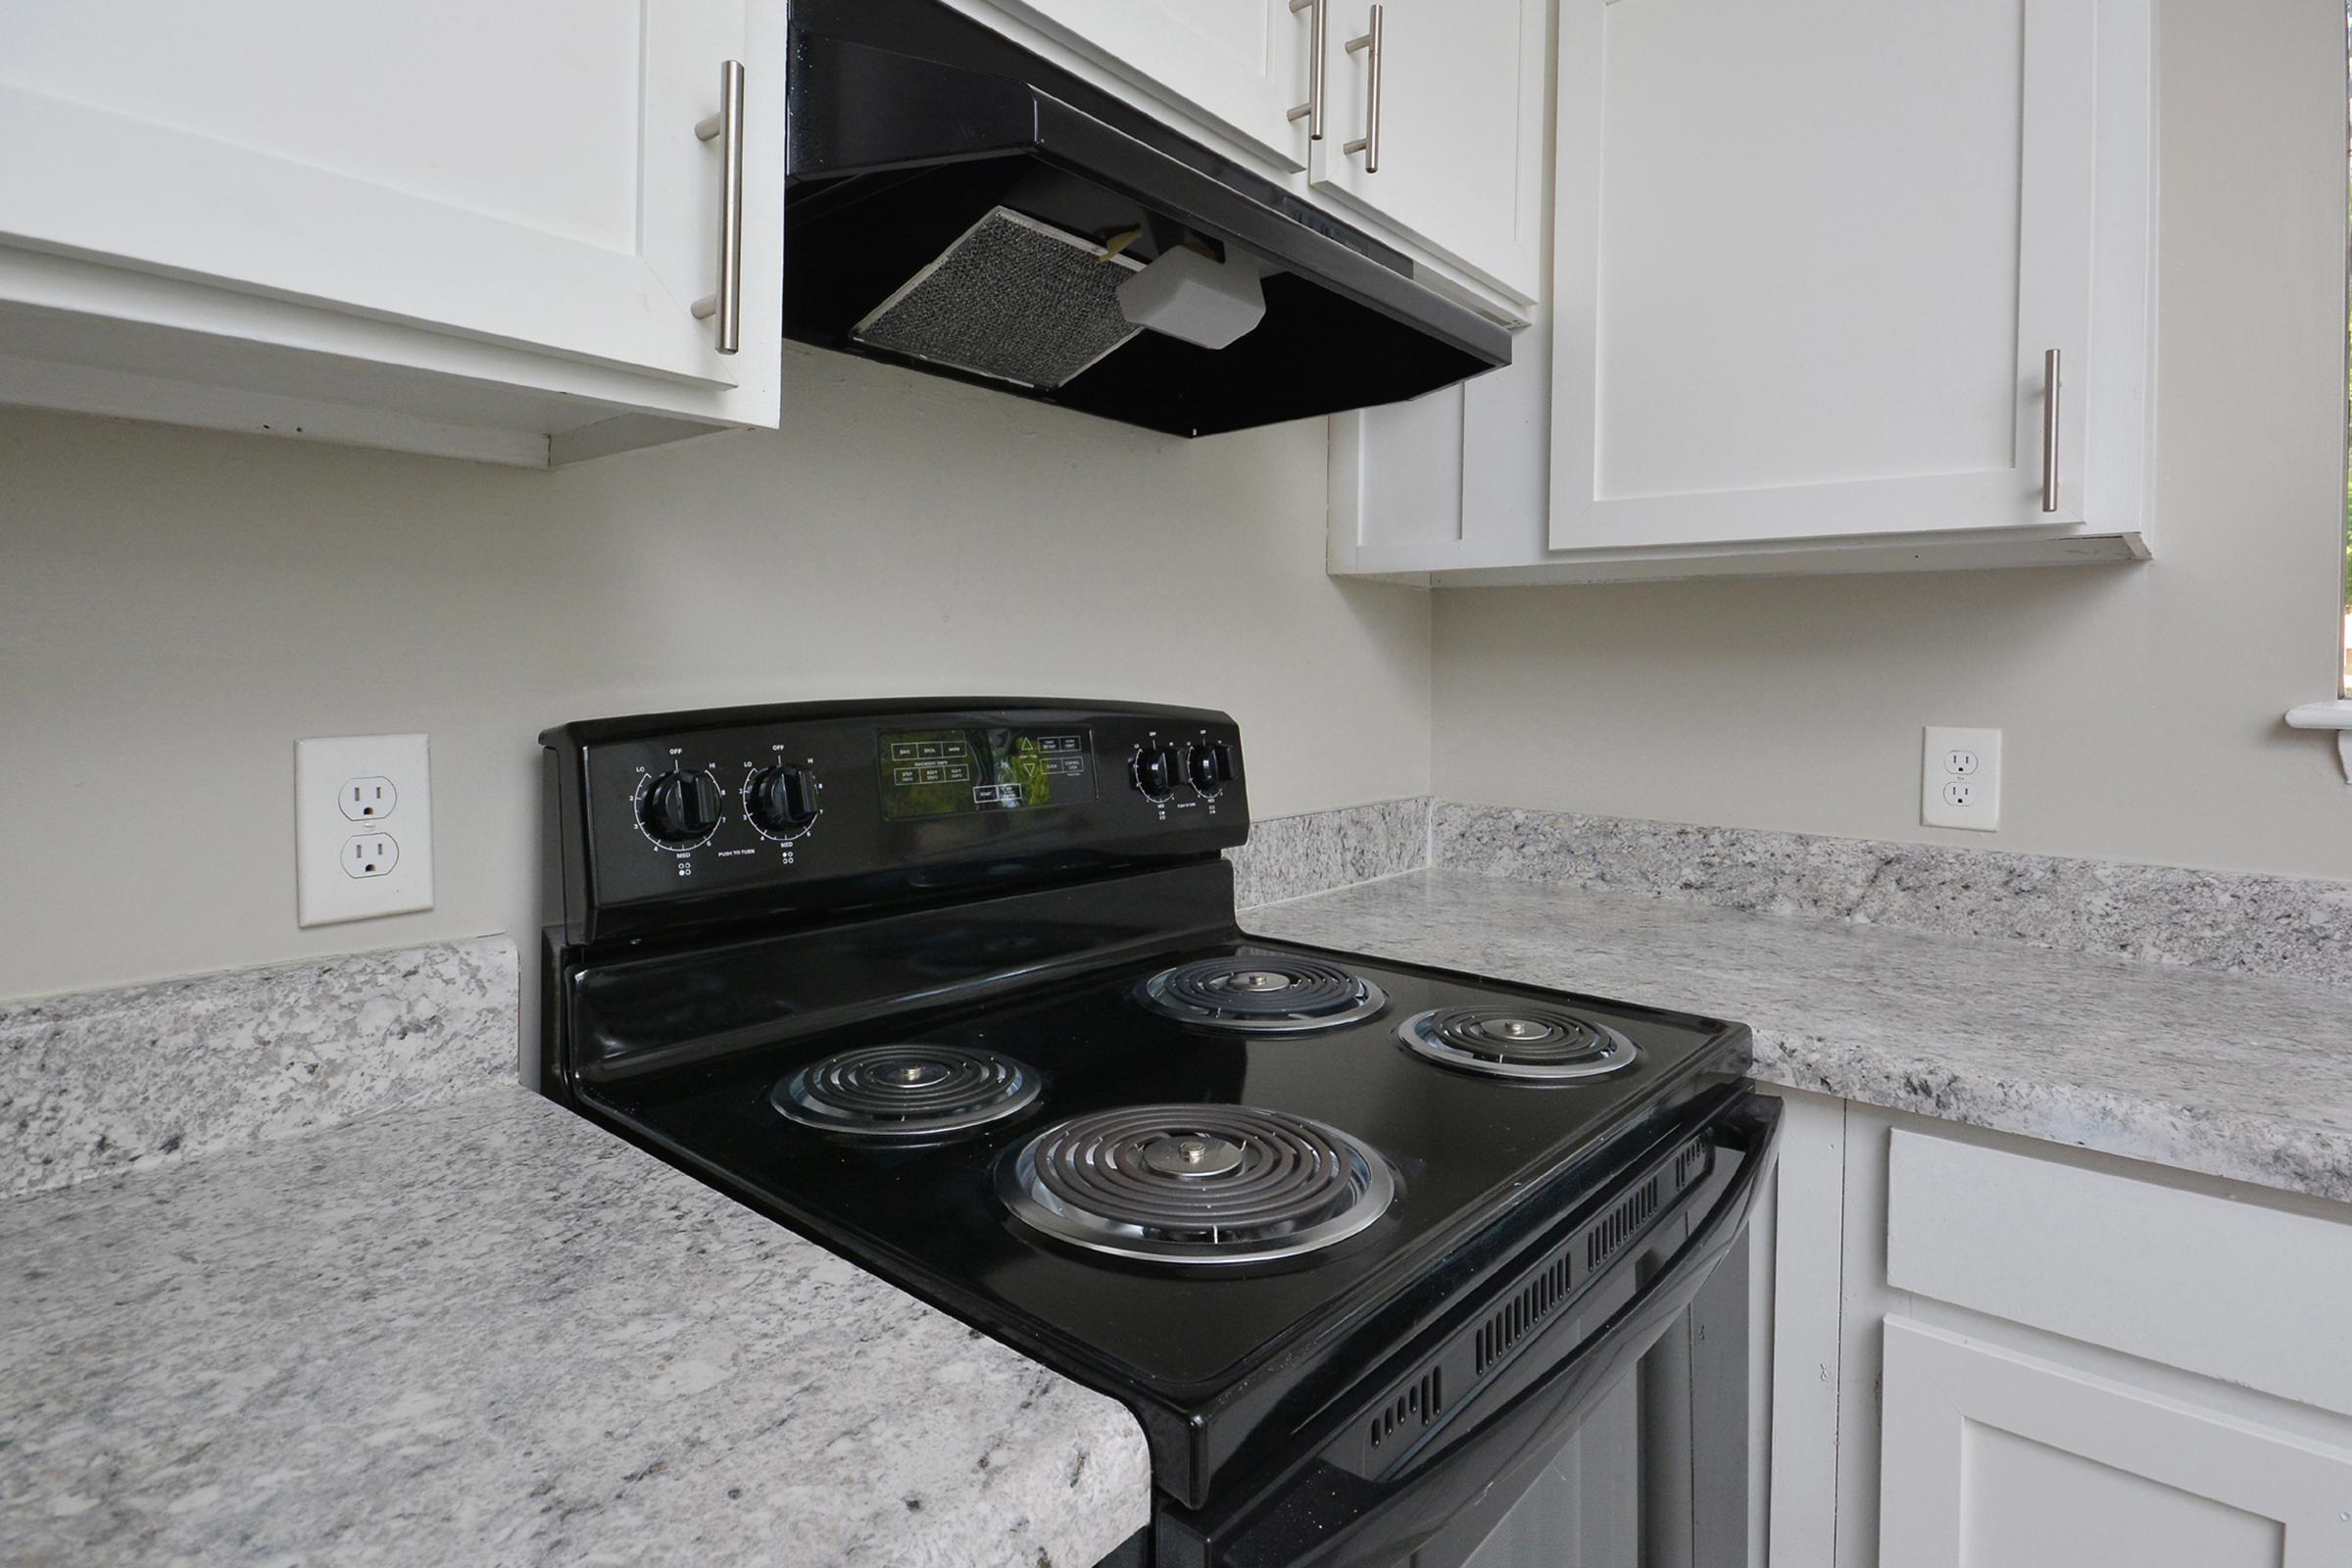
xmin=1227 ymin=797 xmax=1432 ymax=909
xmin=1431 ymin=803 xmax=2352 ymax=989
xmin=1 ymin=936 xmax=515 ymax=1198
xmin=1246 ymin=797 xmax=2352 ymax=992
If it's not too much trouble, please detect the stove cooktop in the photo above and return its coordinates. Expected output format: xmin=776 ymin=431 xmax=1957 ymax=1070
xmin=572 ymin=935 xmax=1747 ymax=1395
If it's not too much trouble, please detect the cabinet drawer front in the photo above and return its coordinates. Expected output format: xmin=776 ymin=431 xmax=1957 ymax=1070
xmin=1886 ymin=1130 xmax=2352 ymax=1416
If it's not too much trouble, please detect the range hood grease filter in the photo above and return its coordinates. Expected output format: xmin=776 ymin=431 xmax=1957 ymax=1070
xmin=853 ymin=208 xmax=1145 ymax=391
xmin=787 ymin=0 xmax=1510 ymax=434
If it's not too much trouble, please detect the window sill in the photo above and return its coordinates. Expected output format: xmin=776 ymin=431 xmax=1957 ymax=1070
xmin=2284 ymin=700 xmax=2352 ymax=782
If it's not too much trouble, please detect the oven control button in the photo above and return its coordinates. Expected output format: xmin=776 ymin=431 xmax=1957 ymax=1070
xmin=1186 ymin=741 xmax=1235 ymax=797
xmin=639 ymin=768 xmax=722 ymax=849
xmin=1132 ymin=744 xmax=1177 ymax=803
xmin=745 ymin=762 xmax=820 ymax=839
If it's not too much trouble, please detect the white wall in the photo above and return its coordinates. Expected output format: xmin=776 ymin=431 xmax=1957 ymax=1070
xmin=8 ymin=0 xmax=2338 ymax=1006
xmin=0 ymin=347 xmax=1430 ymax=999
xmin=1431 ymin=0 xmax=2352 ymax=883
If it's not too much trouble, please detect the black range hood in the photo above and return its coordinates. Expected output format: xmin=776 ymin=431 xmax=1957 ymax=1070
xmin=783 ymin=0 xmax=1511 ymax=437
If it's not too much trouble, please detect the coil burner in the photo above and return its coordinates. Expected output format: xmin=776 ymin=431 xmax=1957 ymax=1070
xmin=1136 ymin=955 xmax=1387 ymax=1033
xmin=771 ymin=1044 xmax=1041 ymax=1141
xmin=998 ymin=1104 xmax=1396 ymax=1264
xmin=1397 ymin=1006 xmax=1640 ymax=1083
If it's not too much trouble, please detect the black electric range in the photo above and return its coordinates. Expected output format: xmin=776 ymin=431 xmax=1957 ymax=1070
xmin=539 ymin=700 xmax=1779 ymax=1568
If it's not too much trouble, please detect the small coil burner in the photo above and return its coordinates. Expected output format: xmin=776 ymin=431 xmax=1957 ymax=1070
xmin=1397 ymin=1006 xmax=1640 ymax=1083
xmin=998 ymin=1104 xmax=1396 ymax=1264
xmin=1136 ymin=955 xmax=1388 ymax=1033
xmin=771 ymin=1044 xmax=1041 ymax=1141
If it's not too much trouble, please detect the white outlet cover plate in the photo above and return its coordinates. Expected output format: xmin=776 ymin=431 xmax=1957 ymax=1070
xmin=296 ymin=733 xmax=433 ymax=926
xmin=1922 ymin=726 xmax=2002 ymax=831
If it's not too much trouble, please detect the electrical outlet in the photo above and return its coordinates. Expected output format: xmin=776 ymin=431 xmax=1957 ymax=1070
xmin=342 ymin=832 xmax=400 ymax=878
xmin=296 ymin=734 xmax=432 ymax=925
xmin=338 ymin=776 xmax=397 ymax=820
xmin=1922 ymin=726 xmax=2001 ymax=831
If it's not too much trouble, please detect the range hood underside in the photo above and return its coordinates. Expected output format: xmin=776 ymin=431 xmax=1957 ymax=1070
xmin=783 ymin=6 xmax=1510 ymax=438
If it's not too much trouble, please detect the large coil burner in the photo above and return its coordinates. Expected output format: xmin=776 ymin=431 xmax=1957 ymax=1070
xmin=771 ymin=1044 xmax=1041 ymax=1141
xmin=998 ymin=1103 xmax=1396 ymax=1265
xmin=1136 ymin=955 xmax=1387 ymax=1033
xmin=1397 ymin=1006 xmax=1640 ymax=1083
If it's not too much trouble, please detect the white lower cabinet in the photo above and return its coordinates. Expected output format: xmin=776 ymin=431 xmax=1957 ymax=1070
xmin=0 ymin=0 xmax=784 ymax=466
xmin=1761 ymin=1093 xmax=2352 ymax=1568
xmin=1329 ymin=0 xmax=2156 ymax=583
xmin=1879 ymin=1320 xmax=2352 ymax=1568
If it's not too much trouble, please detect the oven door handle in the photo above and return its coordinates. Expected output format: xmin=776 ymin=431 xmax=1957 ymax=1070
xmin=1194 ymin=1093 xmax=1783 ymax=1568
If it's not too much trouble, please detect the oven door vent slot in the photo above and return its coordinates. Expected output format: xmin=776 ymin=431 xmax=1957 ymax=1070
xmin=1366 ymin=1365 xmax=1444 ymax=1452
xmin=1474 ymin=1253 xmax=1574 ymax=1376
xmin=1589 ymin=1176 xmax=1661 ymax=1271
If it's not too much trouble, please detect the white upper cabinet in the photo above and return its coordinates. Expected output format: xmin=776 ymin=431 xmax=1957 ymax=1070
xmin=984 ymin=0 xmax=1314 ymax=172
xmin=1329 ymin=0 xmax=2155 ymax=583
xmin=964 ymin=0 xmax=1547 ymax=315
xmin=1311 ymin=0 xmax=1550 ymax=304
xmin=1552 ymin=0 xmax=2115 ymax=551
xmin=0 ymin=0 xmax=783 ymax=465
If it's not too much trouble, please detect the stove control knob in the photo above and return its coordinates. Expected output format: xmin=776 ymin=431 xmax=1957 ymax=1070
xmin=746 ymin=762 xmax=820 ymax=838
xmin=1186 ymin=741 xmax=1235 ymax=797
xmin=640 ymin=768 xmax=721 ymax=848
xmin=1132 ymin=744 xmax=1177 ymax=803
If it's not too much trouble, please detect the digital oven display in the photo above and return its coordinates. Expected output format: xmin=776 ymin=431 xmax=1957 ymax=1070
xmin=875 ymin=726 xmax=1098 ymax=820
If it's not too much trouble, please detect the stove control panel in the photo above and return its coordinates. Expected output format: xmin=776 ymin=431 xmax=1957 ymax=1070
xmin=542 ymin=701 xmax=1246 ymax=944
xmin=876 ymin=725 xmax=1097 ymax=820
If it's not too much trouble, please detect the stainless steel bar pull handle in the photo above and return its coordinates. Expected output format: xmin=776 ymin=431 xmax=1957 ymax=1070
xmin=692 ymin=59 xmax=747 ymax=355
xmin=1288 ymin=0 xmax=1327 ymax=140
xmin=1345 ymin=5 xmax=1383 ymax=172
xmin=2040 ymin=348 xmax=2061 ymax=513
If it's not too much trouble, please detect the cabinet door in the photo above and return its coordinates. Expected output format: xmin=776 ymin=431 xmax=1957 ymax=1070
xmin=0 ymin=0 xmax=778 ymax=418
xmin=1311 ymin=0 xmax=1549 ymax=303
xmin=1879 ymin=1319 xmax=2352 ymax=1568
xmin=987 ymin=0 xmax=1313 ymax=171
xmin=1549 ymin=0 xmax=2126 ymax=550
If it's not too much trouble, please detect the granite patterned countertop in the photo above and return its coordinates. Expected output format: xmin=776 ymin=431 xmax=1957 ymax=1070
xmin=0 ymin=1085 xmax=1151 ymax=1567
xmin=1245 ymin=869 xmax=2352 ymax=1205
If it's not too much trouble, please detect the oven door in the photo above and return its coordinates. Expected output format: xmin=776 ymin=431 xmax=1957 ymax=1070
xmin=1154 ymin=1092 xmax=1781 ymax=1568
